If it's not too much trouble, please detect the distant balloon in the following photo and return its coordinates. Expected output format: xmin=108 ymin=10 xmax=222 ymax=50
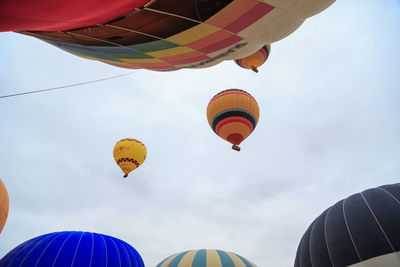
xmin=0 ymin=178 xmax=9 ymax=233
xmin=0 ymin=231 xmax=145 ymax=267
xmin=235 ymin=44 xmax=271 ymax=73
xmin=113 ymin=138 xmax=147 ymax=178
xmin=207 ymin=89 xmax=259 ymax=151
xmin=1 ymin=0 xmax=334 ymax=71
xmin=157 ymin=249 xmax=256 ymax=267
xmin=295 ymin=183 xmax=400 ymax=267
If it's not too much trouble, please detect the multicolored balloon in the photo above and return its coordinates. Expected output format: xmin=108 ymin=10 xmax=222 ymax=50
xmin=0 ymin=231 xmax=145 ymax=267
xmin=0 ymin=178 xmax=9 ymax=233
xmin=207 ymin=89 xmax=259 ymax=151
xmin=157 ymin=249 xmax=256 ymax=267
xmin=113 ymin=138 xmax=147 ymax=178
xmin=235 ymin=44 xmax=271 ymax=73
xmin=1 ymin=0 xmax=334 ymax=71
xmin=295 ymin=183 xmax=400 ymax=267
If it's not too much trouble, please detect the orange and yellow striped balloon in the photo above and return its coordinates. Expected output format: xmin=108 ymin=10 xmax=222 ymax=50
xmin=235 ymin=44 xmax=271 ymax=73
xmin=113 ymin=138 xmax=147 ymax=178
xmin=207 ymin=89 xmax=259 ymax=151
xmin=0 ymin=178 xmax=9 ymax=233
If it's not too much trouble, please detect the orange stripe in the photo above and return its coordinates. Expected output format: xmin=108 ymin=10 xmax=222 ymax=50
xmin=208 ymin=90 xmax=257 ymax=107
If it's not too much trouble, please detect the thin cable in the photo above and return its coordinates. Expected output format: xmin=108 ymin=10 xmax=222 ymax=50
xmin=0 ymin=71 xmax=139 ymax=99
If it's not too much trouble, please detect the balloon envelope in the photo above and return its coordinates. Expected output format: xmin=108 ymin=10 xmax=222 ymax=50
xmin=113 ymin=138 xmax=147 ymax=177
xmin=0 ymin=178 xmax=9 ymax=233
xmin=207 ymin=89 xmax=259 ymax=150
xmin=157 ymin=249 xmax=256 ymax=267
xmin=295 ymin=183 xmax=400 ymax=267
xmin=235 ymin=44 xmax=271 ymax=72
xmin=0 ymin=231 xmax=145 ymax=267
xmin=6 ymin=0 xmax=334 ymax=71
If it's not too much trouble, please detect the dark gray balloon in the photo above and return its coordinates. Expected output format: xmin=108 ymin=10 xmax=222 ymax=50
xmin=295 ymin=183 xmax=400 ymax=267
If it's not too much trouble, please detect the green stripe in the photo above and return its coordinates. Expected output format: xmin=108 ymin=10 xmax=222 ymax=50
xmin=128 ymin=40 xmax=181 ymax=53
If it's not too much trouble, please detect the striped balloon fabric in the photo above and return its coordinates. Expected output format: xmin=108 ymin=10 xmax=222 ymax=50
xmin=157 ymin=249 xmax=257 ymax=267
xmin=295 ymin=183 xmax=400 ymax=267
xmin=234 ymin=44 xmax=271 ymax=73
xmin=0 ymin=231 xmax=144 ymax=267
xmin=15 ymin=0 xmax=334 ymax=71
xmin=207 ymin=89 xmax=259 ymax=151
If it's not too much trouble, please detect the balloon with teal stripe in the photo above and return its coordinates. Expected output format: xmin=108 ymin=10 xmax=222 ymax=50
xmin=156 ymin=249 xmax=257 ymax=267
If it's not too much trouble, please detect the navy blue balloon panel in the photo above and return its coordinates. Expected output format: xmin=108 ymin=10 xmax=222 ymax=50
xmin=0 ymin=231 xmax=144 ymax=267
xmin=294 ymin=183 xmax=400 ymax=267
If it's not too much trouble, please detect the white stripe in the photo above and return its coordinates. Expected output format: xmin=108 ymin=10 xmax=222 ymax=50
xmin=324 ymin=206 xmax=336 ymax=267
xmin=101 ymin=235 xmax=108 ymax=267
xmin=342 ymin=197 xmax=362 ymax=262
xmin=109 ymin=238 xmax=122 ymax=267
xmin=89 ymin=233 xmax=94 ymax=267
xmin=361 ymin=192 xmax=396 ymax=252
xmin=118 ymin=241 xmax=132 ymax=266
xmin=70 ymin=232 xmax=84 ymax=267
xmin=52 ymin=232 xmax=74 ymax=267
xmin=34 ymin=233 xmax=64 ymax=267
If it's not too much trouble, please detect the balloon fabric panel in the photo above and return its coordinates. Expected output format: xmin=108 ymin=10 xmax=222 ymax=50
xmin=295 ymin=183 xmax=400 ymax=267
xmin=0 ymin=231 xmax=145 ymax=267
xmin=0 ymin=0 xmax=151 ymax=32
xmin=16 ymin=0 xmax=276 ymax=71
xmin=0 ymin=178 xmax=9 ymax=233
xmin=156 ymin=249 xmax=256 ymax=267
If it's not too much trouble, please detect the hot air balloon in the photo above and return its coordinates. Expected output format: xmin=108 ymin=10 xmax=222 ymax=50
xmin=157 ymin=249 xmax=257 ymax=267
xmin=207 ymin=89 xmax=259 ymax=151
xmin=0 ymin=231 xmax=145 ymax=267
xmin=113 ymin=138 xmax=147 ymax=178
xmin=295 ymin=183 xmax=400 ymax=267
xmin=0 ymin=178 xmax=9 ymax=233
xmin=234 ymin=44 xmax=271 ymax=73
xmin=0 ymin=0 xmax=335 ymax=71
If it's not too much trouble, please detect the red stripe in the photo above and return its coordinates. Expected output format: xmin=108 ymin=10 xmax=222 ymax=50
xmin=198 ymin=35 xmax=243 ymax=54
xmin=208 ymin=90 xmax=257 ymax=106
xmin=225 ymin=2 xmax=274 ymax=33
xmin=215 ymin=116 xmax=254 ymax=135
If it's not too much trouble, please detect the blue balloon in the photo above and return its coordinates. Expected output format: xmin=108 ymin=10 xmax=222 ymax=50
xmin=0 ymin=231 xmax=145 ymax=267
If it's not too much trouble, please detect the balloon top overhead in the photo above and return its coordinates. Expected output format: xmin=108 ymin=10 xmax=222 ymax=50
xmin=1 ymin=0 xmax=334 ymax=71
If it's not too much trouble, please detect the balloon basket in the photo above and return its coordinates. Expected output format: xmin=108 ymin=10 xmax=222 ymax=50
xmin=123 ymin=174 xmax=128 ymax=178
xmin=232 ymin=145 xmax=241 ymax=151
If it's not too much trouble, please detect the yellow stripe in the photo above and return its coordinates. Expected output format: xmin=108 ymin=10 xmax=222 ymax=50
xmin=147 ymin=46 xmax=194 ymax=58
xmin=207 ymin=94 xmax=259 ymax=125
xmin=166 ymin=24 xmax=220 ymax=45
xmin=225 ymin=252 xmax=248 ymax=267
xmin=177 ymin=250 xmax=198 ymax=267
xmin=159 ymin=253 xmax=180 ymax=267
xmin=218 ymin=122 xmax=251 ymax=142
xmin=206 ymin=249 xmax=222 ymax=267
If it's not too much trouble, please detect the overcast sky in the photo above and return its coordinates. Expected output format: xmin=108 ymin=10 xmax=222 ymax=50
xmin=0 ymin=0 xmax=399 ymax=266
